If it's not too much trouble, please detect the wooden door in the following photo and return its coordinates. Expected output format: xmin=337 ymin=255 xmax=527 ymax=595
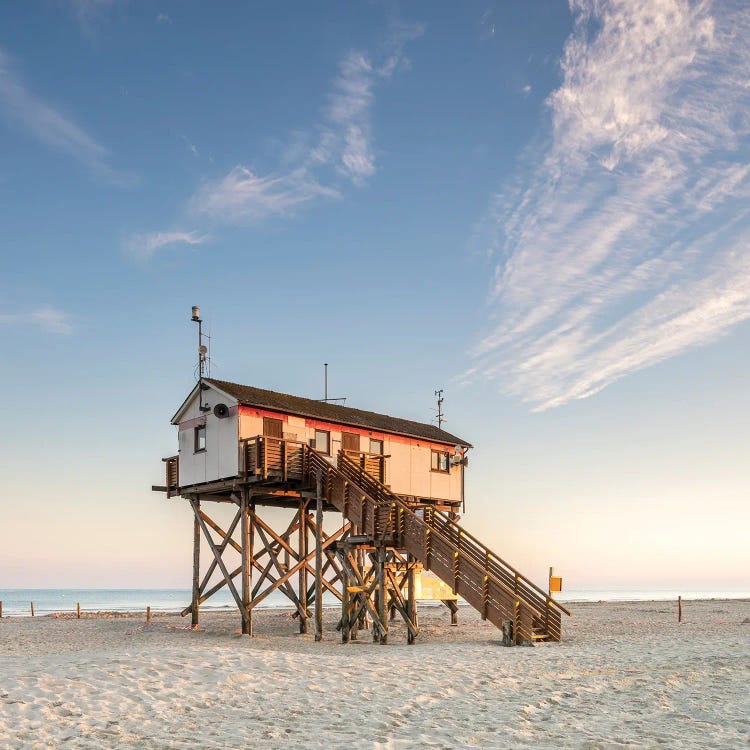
xmin=263 ymin=417 xmax=283 ymax=438
xmin=341 ymin=432 xmax=360 ymax=453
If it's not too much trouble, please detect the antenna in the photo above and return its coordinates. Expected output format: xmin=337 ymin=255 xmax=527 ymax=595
xmin=319 ymin=362 xmax=347 ymax=404
xmin=435 ymin=389 xmax=445 ymax=429
xmin=191 ymin=305 xmax=210 ymax=412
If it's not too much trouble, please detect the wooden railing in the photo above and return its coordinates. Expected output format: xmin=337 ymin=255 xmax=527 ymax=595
xmin=240 ymin=436 xmax=307 ymax=482
xmin=333 ymin=451 xmax=569 ymax=642
xmin=163 ymin=456 xmax=179 ymax=498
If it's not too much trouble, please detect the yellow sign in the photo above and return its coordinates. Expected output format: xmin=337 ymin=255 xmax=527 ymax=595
xmin=549 ymin=576 xmax=563 ymax=593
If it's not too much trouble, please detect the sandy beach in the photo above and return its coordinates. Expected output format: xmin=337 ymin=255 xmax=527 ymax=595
xmin=1 ymin=600 xmax=748 ymax=749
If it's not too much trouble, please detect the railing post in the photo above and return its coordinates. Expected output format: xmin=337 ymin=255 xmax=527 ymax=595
xmin=281 ymin=440 xmax=287 ymax=482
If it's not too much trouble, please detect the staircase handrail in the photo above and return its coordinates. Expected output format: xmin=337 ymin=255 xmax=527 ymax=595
xmin=334 ymin=451 xmax=559 ymax=632
xmin=433 ymin=510 xmax=571 ymax=618
xmin=336 ymin=450 xmax=570 ymax=621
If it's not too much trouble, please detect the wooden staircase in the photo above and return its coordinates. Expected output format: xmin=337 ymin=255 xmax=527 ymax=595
xmin=305 ymin=447 xmax=570 ymax=644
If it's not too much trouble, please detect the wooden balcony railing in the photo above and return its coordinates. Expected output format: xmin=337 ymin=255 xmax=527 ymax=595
xmin=163 ymin=456 xmax=179 ymax=498
xmin=240 ymin=436 xmax=308 ymax=482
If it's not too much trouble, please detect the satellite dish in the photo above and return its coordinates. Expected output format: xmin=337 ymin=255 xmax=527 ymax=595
xmin=213 ymin=403 xmax=229 ymax=419
xmin=199 ymin=344 xmax=208 ymax=355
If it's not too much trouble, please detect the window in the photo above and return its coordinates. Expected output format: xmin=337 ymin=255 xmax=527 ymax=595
xmin=370 ymin=439 xmax=384 ymax=455
xmin=194 ymin=425 xmax=206 ymax=453
xmin=431 ymin=449 xmax=449 ymax=473
xmin=314 ymin=429 xmax=330 ymax=454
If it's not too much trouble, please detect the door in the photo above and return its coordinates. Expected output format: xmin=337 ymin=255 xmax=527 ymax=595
xmin=263 ymin=417 xmax=283 ymax=438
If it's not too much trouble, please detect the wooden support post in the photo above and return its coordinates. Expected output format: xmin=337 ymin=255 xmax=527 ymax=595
xmin=678 ymin=595 xmax=683 ymax=624
xmin=299 ymin=501 xmax=308 ymax=634
xmin=378 ymin=545 xmax=388 ymax=645
xmin=241 ymin=491 xmax=252 ymax=636
xmin=77 ymin=602 xmax=81 ymax=619
xmin=315 ymin=475 xmax=324 ymax=642
xmin=0 ymin=601 xmax=3 ymax=619
xmin=31 ymin=602 xmax=34 ymax=617
xmin=146 ymin=606 xmax=151 ymax=624
xmin=407 ymin=554 xmax=417 ymax=645
xmin=341 ymin=548 xmax=350 ymax=644
xmin=191 ymin=498 xmax=201 ymax=628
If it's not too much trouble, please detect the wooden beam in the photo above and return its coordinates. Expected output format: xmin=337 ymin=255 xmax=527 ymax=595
xmin=315 ymin=474 xmax=323 ymax=642
xmin=191 ymin=497 xmax=201 ymax=628
xmin=241 ymin=490 xmax=252 ymax=636
xmin=192 ymin=500 xmax=246 ymax=623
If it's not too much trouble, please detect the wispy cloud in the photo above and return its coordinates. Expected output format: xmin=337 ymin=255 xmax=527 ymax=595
xmin=191 ymin=167 xmax=339 ymax=224
xmin=125 ymin=230 xmax=208 ymax=261
xmin=188 ymin=20 xmax=423 ymax=226
xmin=0 ymin=306 xmax=73 ymax=334
xmin=0 ymin=45 xmax=119 ymax=181
xmin=471 ymin=0 xmax=750 ymax=410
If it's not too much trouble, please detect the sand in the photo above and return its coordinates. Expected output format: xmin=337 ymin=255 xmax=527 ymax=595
xmin=1 ymin=600 xmax=748 ymax=749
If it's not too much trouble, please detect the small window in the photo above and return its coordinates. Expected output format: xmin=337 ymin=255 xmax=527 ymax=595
xmin=314 ymin=429 xmax=330 ymax=454
xmin=370 ymin=439 xmax=383 ymax=455
xmin=431 ymin=449 xmax=449 ymax=473
xmin=194 ymin=425 xmax=206 ymax=453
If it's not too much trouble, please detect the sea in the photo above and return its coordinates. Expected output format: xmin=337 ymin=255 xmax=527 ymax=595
xmin=0 ymin=588 xmax=747 ymax=617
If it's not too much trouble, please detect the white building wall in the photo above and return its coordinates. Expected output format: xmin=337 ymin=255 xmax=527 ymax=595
xmin=175 ymin=384 xmax=239 ymax=486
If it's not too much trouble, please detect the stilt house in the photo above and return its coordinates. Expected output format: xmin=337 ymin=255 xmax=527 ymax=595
xmin=157 ymin=377 xmax=569 ymax=645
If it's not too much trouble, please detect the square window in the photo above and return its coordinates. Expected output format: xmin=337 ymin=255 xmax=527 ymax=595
xmin=194 ymin=425 xmax=206 ymax=453
xmin=431 ymin=449 xmax=449 ymax=473
xmin=314 ymin=429 xmax=330 ymax=454
xmin=370 ymin=439 xmax=384 ymax=455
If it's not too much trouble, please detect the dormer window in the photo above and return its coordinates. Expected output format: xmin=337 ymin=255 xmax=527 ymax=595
xmin=194 ymin=425 xmax=206 ymax=453
xmin=431 ymin=450 xmax=449 ymax=473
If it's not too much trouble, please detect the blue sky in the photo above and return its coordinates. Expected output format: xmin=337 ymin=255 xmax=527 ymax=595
xmin=1 ymin=1 xmax=748 ymax=590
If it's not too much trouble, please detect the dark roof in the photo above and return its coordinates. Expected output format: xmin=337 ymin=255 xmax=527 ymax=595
xmin=205 ymin=378 xmax=472 ymax=447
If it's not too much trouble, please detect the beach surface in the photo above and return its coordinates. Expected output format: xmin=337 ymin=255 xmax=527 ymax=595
xmin=1 ymin=599 xmax=748 ymax=749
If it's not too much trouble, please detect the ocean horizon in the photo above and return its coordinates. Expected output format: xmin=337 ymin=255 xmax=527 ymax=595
xmin=0 ymin=588 xmax=747 ymax=617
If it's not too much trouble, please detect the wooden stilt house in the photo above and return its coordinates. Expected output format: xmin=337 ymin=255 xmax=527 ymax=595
xmin=156 ymin=377 xmax=570 ymax=644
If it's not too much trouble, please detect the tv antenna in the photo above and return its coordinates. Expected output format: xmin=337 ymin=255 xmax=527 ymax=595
xmin=435 ymin=389 xmax=445 ymax=429
xmin=319 ymin=363 xmax=346 ymax=404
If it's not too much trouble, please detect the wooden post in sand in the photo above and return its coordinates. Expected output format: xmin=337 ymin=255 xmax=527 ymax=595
xmin=678 ymin=596 xmax=683 ymax=623
xmin=31 ymin=601 xmax=35 ymax=617
xmin=0 ymin=600 xmax=3 ymax=618
xmin=314 ymin=474 xmax=323 ymax=642
xmin=191 ymin=498 xmax=201 ymax=629
xmin=146 ymin=606 xmax=151 ymax=624
xmin=77 ymin=602 xmax=81 ymax=619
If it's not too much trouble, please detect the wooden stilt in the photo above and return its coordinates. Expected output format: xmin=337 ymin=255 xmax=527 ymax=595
xmin=241 ymin=491 xmax=251 ymax=635
xmin=315 ymin=475 xmax=323 ymax=642
xmin=191 ymin=497 xmax=201 ymax=628
xmin=341 ymin=547 xmax=350 ymax=644
xmin=378 ymin=545 xmax=388 ymax=645
xmin=407 ymin=554 xmax=417 ymax=645
xmin=77 ymin=602 xmax=81 ymax=619
xmin=299 ymin=501 xmax=308 ymax=634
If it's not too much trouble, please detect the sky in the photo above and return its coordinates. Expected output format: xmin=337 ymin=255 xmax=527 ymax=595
xmin=1 ymin=0 xmax=748 ymax=592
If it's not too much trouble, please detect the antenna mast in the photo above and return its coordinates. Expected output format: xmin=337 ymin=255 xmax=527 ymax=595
xmin=319 ymin=363 xmax=347 ymax=404
xmin=435 ymin=389 xmax=445 ymax=429
xmin=192 ymin=305 xmax=210 ymax=412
